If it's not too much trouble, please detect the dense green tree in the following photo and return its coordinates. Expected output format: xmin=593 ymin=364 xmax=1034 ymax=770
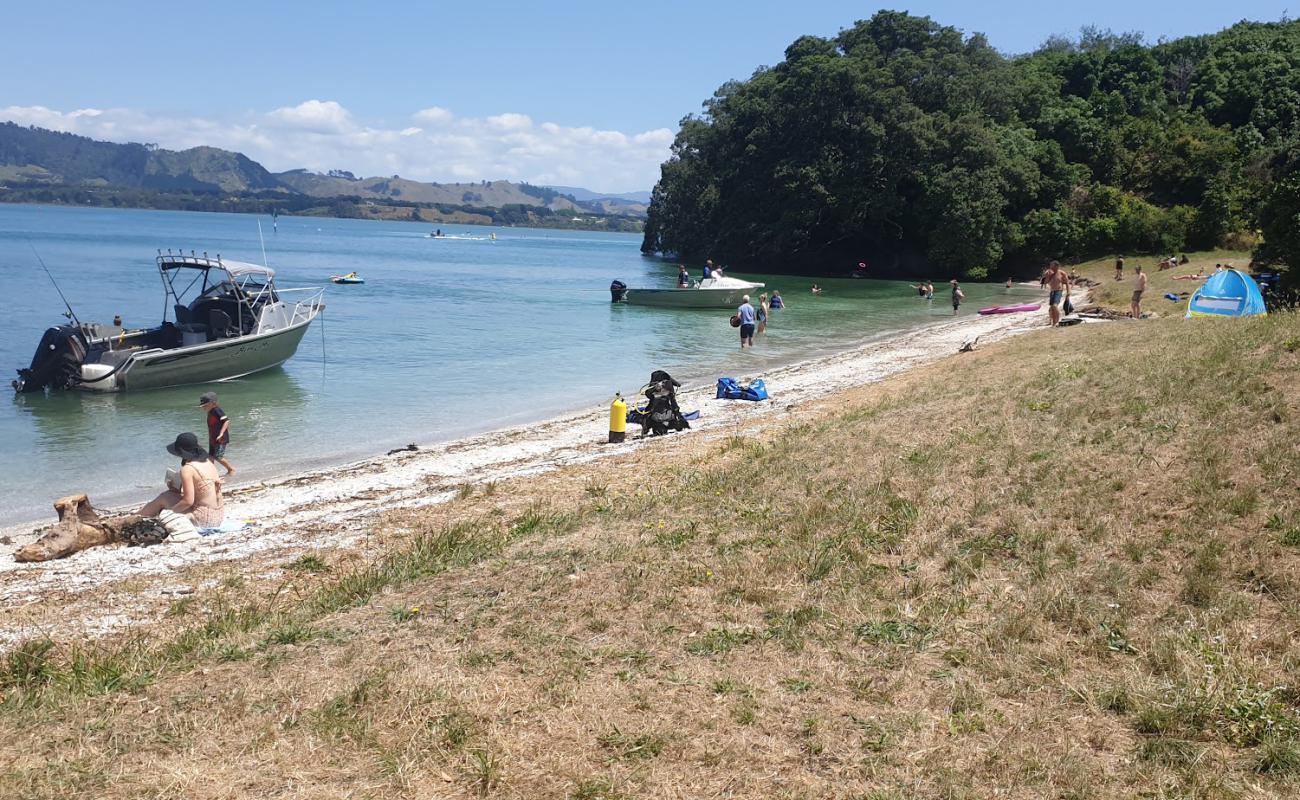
xmin=1256 ymin=141 xmax=1300 ymax=282
xmin=642 ymin=12 xmax=1300 ymax=278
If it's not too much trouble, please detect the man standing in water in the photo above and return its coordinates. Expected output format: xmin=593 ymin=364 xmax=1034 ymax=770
xmin=1132 ymin=265 xmax=1147 ymax=319
xmin=1041 ymin=260 xmax=1069 ymax=326
xmin=737 ymin=294 xmax=757 ymax=349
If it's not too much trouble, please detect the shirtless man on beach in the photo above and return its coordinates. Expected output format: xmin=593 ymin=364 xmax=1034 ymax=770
xmin=1132 ymin=266 xmax=1147 ymax=319
xmin=1041 ymin=260 xmax=1069 ymax=326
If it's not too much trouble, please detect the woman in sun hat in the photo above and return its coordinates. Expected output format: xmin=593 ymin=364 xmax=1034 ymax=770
xmin=138 ymin=432 xmax=225 ymax=526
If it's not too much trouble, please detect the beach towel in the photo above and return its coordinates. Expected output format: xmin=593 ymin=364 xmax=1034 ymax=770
xmin=198 ymin=520 xmax=253 ymax=537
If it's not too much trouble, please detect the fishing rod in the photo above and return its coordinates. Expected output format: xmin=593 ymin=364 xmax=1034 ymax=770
xmin=30 ymin=243 xmax=81 ymax=327
xmin=257 ymin=219 xmax=269 ymax=267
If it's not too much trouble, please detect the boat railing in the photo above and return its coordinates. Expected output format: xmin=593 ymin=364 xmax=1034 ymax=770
xmin=275 ymin=287 xmax=326 ymax=328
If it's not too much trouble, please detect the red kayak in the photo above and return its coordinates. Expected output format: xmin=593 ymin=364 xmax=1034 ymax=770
xmin=978 ymin=303 xmax=1041 ymax=315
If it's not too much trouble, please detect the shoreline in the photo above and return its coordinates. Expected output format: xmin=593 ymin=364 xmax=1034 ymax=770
xmin=0 ymin=303 xmax=1063 ymax=643
xmin=0 ymin=295 xmax=1039 ymax=531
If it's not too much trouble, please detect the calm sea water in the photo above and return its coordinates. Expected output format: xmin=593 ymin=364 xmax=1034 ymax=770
xmin=0 ymin=204 xmax=1039 ymax=525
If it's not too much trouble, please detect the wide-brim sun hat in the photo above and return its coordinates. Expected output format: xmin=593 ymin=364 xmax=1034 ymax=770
xmin=166 ymin=432 xmax=209 ymax=461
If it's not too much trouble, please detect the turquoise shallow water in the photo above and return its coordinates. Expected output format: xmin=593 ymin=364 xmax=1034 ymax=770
xmin=0 ymin=204 xmax=1042 ymax=525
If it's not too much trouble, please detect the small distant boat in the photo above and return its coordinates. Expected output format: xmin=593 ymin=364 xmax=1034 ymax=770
xmin=978 ymin=303 xmax=1040 ymax=315
xmin=610 ymin=275 xmax=766 ymax=309
xmin=331 ymin=273 xmax=365 ymax=285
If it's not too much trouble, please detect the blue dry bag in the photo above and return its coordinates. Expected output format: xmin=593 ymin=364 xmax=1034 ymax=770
xmin=716 ymin=377 xmax=741 ymax=399
xmin=740 ymin=379 xmax=768 ymax=401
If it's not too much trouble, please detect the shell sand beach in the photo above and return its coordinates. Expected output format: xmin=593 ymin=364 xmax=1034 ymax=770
xmin=0 ymin=306 xmax=1052 ymax=642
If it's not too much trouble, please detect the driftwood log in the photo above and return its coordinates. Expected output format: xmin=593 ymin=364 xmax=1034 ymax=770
xmin=14 ymin=494 xmax=145 ymax=562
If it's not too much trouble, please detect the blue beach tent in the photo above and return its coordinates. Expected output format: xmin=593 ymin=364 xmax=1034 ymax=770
xmin=1186 ymin=269 xmax=1266 ymax=318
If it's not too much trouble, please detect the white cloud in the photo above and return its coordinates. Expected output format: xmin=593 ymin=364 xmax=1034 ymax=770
xmin=266 ymin=99 xmax=353 ymax=134
xmin=413 ymin=106 xmax=454 ymax=124
xmin=0 ymin=101 xmax=670 ymax=193
xmin=485 ymin=112 xmax=532 ymax=131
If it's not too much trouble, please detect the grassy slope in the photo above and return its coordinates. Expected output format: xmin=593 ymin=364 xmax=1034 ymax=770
xmin=1071 ymin=250 xmax=1253 ymax=315
xmin=4 ymin=312 xmax=1300 ymax=798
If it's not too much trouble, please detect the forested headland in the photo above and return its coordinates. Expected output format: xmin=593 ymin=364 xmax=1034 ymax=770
xmin=641 ymin=12 xmax=1300 ymax=280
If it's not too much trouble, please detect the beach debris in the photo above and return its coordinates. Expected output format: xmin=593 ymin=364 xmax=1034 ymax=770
xmin=14 ymin=494 xmax=160 ymax=562
xmin=958 ymin=336 xmax=979 ymax=353
xmin=1076 ymin=306 xmax=1128 ymax=320
xmin=387 ymin=444 xmax=419 ymax=456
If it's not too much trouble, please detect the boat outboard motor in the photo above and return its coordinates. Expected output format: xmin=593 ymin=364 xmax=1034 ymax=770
xmin=610 ymin=280 xmax=628 ymax=303
xmin=13 ymin=325 xmax=88 ymax=393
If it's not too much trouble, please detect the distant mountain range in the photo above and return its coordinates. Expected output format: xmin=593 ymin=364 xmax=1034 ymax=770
xmin=542 ymin=185 xmax=652 ymax=204
xmin=0 ymin=122 xmax=650 ymax=217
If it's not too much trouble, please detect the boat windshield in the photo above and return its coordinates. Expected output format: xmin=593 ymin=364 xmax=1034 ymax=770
xmin=198 ymin=280 xmax=278 ymax=305
xmin=156 ymin=254 xmax=281 ymax=330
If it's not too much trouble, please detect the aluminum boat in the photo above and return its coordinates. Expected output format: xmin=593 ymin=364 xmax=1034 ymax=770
xmin=14 ymin=251 xmax=325 ymax=393
xmin=610 ymin=275 xmax=766 ymax=309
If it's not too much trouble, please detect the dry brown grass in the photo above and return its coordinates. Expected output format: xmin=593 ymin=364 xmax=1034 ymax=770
xmin=4 ymin=312 xmax=1300 ymax=798
xmin=1071 ymin=248 xmax=1252 ymax=314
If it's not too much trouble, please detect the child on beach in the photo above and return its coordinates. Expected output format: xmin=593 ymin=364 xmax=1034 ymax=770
xmin=199 ymin=391 xmax=235 ymax=477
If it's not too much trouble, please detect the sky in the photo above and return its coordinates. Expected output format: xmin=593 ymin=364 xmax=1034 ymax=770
xmin=0 ymin=1 xmax=1290 ymax=194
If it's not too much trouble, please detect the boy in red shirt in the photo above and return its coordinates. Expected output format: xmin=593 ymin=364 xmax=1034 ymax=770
xmin=199 ymin=391 xmax=235 ymax=477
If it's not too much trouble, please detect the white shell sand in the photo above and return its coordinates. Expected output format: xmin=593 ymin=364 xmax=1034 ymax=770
xmin=0 ymin=306 xmax=1060 ymax=643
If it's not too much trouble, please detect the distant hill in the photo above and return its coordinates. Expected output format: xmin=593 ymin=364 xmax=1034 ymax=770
xmin=583 ymin=197 xmax=651 ymax=216
xmin=544 ymin=185 xmax=651 ymax=203
xmin=275 ymin=171 xmax=580 ymax=212
xmin=0 ymin=123 xmax=646 ymax=217
xmin=0 ymin=123 xmax=281 ymax=193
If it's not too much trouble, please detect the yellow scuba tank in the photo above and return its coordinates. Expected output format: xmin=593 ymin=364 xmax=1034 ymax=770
xmin=609 ymin=393 xmax=627 ymax=443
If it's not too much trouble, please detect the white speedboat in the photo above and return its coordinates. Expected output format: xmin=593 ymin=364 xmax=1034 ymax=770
xmin=14 ymin=251 xmax=325 ymax=393
xmin=610 ymin=275 xmax=765 ymax=308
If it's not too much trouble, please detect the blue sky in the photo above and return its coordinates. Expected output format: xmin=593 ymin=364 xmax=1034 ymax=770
xmin=0 ymin=1 xmax=1290 ymax=192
